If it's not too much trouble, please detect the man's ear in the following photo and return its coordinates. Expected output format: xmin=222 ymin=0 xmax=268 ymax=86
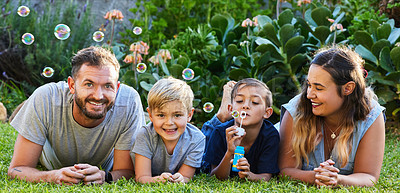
xmin=263 ymin=107 xmax=273 ymax=119
xmin=343 ymin=81 xmax=356 ymax=96
xmin=187 ymin=108 xmax=195 ymax=122
xmin=67 ymin=76 xmax=75 ymax=94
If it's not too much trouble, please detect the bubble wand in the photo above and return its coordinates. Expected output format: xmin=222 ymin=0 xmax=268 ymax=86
xmin=231 ymin=110 xmax=246 ymax=136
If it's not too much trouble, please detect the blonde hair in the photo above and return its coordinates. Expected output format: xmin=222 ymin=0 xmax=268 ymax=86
xmin=147 ymin=77 xmax=194 ymax=112
xmin=292 ymin=45 xmax=372 ymax=168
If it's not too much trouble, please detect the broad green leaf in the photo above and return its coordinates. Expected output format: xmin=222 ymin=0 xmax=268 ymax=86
xmin=169 ymin=64 xmax=185 ymax=78
xmin=279 ymin=24 xmax=295 ymax=49
xmin=259 ymin=23 xmax=281 ymax=46
xmin=210 ymin=86 xmax=219 ymax=100
xmin=369 ymin=20 xmax=380 ymax=39
xmin=296 ymin=17 xmax=313 ymax=33
xmin=278 ymin=9 xmax=294 ymax=27
xmin=388 ymin=28 xmax=400 ymax=45
xmin=311 ymin=7 xmax=331 ymax=26
xmin=385 ymin=71 xmax=400 ymax=81
xmin=211 ymin=14 xmax=228 ymax=35
xmin=227 ymin=44 xmax=246 ymax=57
xmin=304 ymin=8 xmax=318 ymax=27
xmin=332 ymin=6 xmax=341 ymax=17
xmin=354 ymin=31 xmax=373 ymax=50
xmin=258 ymin=52 xmax=271 ymax=68
xmin=371 ymin=39 xmax=391 ymax=58
xmin=355 ymin=45 xmax=378 ymax=65
xmin=313 ymin=26 xmax=330 ymax=44
xmin=290 ymin=54 xmax=308 ymax=73
xmin=140 ymin=81 xmax=153 ymax=91
xmin=375 ymin=88 xmax=397 ymax=103
xmin=229 ymin=68 xmax=250 ymax=80
xmin=158 ymin=55 xmax=170 ymax=76
xmin=121 ymin=70 xmax=136 ymax=86
xmin=390 ymin=46 xmax=400 ymax=70
xmin=255 ymin=15 xmax=273 ymax=29
xmin=285 ymin=36 xmax=305 ymax=60
xmin=261 ymin=65 xmax=277 ymax=81
xmin=255 ymin=44 xmax=284 ymax=60
xmin=379 ymin=47 xmax=394 ymax=72
xmin=377 ymin=23 xmax=391 ymax=40
xmin=266 ymin=77 xmax=287 ymax=88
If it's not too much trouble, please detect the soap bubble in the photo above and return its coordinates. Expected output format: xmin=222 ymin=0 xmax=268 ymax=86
xmin=92 ymin=31 xmax=104 ymax=42
xmin=182 ymin=68 xmax=194 ymax=80
xmin=42 ymin=67 xmax=54 ymax=78
xmin=136 ymin=63 xmax=147 ymax=73
xmin=17 ymin=6 xmax=30 ymax=17
xmin=54 ymin=24 xmax=71 ymax=40
xmin=133 ymin=27 xmax=142 ymax=35
xmin=231 ymin=110 xmax=239 ymax=118
xmin=203 ymin=102 xmax=214 ymax=113
xmin=21 ymin=33 xmax=34 ymax=45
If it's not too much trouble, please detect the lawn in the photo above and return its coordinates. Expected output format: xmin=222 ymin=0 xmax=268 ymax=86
xmin=0 ymin=122 xmax=399 ymax=192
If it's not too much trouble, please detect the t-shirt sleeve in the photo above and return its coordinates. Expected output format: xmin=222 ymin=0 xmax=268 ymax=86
xmin=257 ymin=132 xmax=280 ymax=174
xmin=183 ymin=134 xmax=206 ymax=168
xmin=114 ymin=86 xmax=146 ymax=150
xmin=131 ymin=126 xmax=154 ymax=162
xmin=204 ymin=128 xmax=226 ymax=166
xmin=201 ymin=115 xmax=223 ymax=155
xmin=10 ymin=84 xmax=51 ymax=145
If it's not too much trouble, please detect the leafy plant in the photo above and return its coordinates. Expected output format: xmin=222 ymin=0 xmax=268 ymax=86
xmin=0 ymin=80 xmax=27 ymax=116
xmin=352 ymin=19 xmax=400 ymax=119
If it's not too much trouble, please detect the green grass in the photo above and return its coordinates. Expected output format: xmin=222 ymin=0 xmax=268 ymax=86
xmin=0 ymin=122 xmax=399 ymax=192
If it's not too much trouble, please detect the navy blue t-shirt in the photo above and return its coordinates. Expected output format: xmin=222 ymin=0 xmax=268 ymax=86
xmin=204 ymin=119 xmax=280 ymax=176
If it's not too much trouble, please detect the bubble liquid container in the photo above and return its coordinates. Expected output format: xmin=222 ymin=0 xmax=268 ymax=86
xmin=232 ymin=146 xmax=244 ymax=172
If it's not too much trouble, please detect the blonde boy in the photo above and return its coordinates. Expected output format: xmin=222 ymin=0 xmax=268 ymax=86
xmin=131 ymin=77 xmax=205 ymax=183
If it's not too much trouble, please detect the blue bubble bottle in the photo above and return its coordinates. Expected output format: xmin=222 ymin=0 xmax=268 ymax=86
xmin=232 ymin=146 xmax=245 ymax=172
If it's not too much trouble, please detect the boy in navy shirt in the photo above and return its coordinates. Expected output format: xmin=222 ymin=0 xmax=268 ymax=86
xmin=203 ymin=78 xmax=279 ymax=181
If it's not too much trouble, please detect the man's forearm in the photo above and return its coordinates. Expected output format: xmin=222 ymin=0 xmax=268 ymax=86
xmin=8 ymin=166 xmax=53 ymax=183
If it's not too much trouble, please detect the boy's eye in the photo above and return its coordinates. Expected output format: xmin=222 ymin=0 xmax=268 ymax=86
xmin=174 ymin=114 xmax=183 ymax=117
xmin=235 ymin=100 xmax=243 ymax=103
xmin=252 ymin=101 xmax=259 ymax=105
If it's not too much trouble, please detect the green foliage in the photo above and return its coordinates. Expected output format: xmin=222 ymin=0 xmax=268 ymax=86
xmin=0 ymin=81 xmax=27 ymax=117
xmin=120 ymin=0 xmax=269 ymax=53
xmin=1 ymin=0 xmax=94 ymax=94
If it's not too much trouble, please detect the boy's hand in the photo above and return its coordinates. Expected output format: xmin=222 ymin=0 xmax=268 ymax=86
xmin=159 ymin=172 xmax=174 ymax=182
xmin=171 ymin=172 xmax=184 ymax=183
xmin=225 ymin=126 xmax=244 ymax=154
xmin=236 ymin=157 xmax=251 ymax=179
xmin=217 ymin=81 xmax=236 ymax=123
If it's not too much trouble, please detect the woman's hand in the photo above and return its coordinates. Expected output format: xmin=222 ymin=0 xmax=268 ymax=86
xmin=314 ymin=159 xmax=340 ymax=187
xmin=216 ymin=81 xmax=236 ymax=123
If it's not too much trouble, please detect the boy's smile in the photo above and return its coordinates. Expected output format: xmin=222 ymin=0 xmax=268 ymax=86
xmin=148 ymin=100 xmax=194 ymax=145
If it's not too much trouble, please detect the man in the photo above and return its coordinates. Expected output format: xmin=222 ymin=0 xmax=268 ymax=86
xmin=8 ymin=46 xmax=145 ymax=185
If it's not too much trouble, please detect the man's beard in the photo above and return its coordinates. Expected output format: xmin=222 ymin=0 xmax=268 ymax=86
xmin=74 ymin=95 xmax=114 ymax=119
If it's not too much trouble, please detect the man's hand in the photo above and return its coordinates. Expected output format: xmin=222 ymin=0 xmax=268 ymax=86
xmin=50 ymin=166 xmax=86 ymax=185
xmin=74 ymin=164 xmax=104 ymax=185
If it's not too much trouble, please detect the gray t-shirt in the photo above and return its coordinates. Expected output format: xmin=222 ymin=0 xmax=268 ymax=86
xmin=11 ymin=81 xmax=145 ymax=170
xmin=131 ymin=122 xmax=205 ymax=176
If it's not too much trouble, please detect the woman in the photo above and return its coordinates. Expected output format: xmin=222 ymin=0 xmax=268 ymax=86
xmin=279 ymin=46 xmax=385 ymax=187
